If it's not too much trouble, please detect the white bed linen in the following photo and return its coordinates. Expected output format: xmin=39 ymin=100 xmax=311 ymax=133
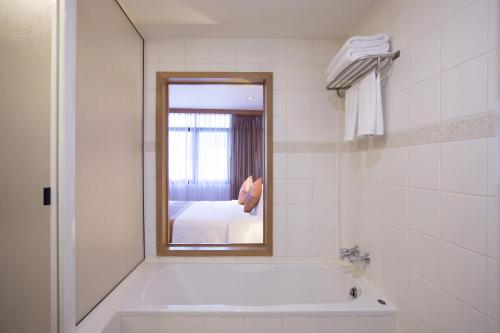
xmin=171 ymin=200 xmax=263 ymax=244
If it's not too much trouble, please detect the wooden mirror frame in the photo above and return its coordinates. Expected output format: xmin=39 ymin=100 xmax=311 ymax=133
xmin=156 ymin=72 xmax=273 ymax=256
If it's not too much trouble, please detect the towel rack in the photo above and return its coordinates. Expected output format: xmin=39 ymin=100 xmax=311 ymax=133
xmin=326 ymin=50 xmax=400 ymax=97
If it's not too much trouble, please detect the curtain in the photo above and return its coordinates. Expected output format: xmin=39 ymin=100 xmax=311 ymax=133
xmin=230 ymin=115 xmax=264 ymax=199
xmin=168 ymin=113 xmax=231 ymax=201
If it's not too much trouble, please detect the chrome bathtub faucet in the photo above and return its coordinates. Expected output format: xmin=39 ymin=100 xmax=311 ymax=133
xmin=339 ymin=245 xmax=371 ymax=265
xmin=339 ymin=245 xmax=359 ymax=260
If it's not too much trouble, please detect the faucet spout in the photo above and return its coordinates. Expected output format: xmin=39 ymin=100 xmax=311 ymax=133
xmin=348 ymin=252 xmax=371 ymax=265
xmin=339 ymin=245 xmax=370 ymax=266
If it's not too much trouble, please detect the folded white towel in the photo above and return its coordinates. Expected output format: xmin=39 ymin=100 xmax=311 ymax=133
xmin=344 ymin=84 xmax=359 ymax=141
xmin=326 ymin=33 xmax=390 ymax=75
xmin=326 ymin=44 xmax=391 ymax=83
xmin=357 ymin=70 xmax=384 ymax=137
xmin=342 ymin=33 xmax=389 ymax=48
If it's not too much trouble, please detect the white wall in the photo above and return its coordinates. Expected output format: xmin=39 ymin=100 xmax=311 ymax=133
xmin=141 ymin=4 xmax=499 ymax=332
xmin=143 ymin=38 xmax=342 ymax=259
xmin=340 ymin=0 xmax=499 ymax=332
xmin=0 ymin=1 xmax=55 ymax=332
xmin=75 ymin=0 xmax=144 ymax=322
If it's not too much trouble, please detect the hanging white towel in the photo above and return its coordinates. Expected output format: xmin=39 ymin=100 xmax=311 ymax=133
xmin=374 ymin=72 xmax=384 ymax=135
xmin=357 ymin=70 xmax=384 ymax=137
xmin=344 ymin=84 xmax=359 ymax=141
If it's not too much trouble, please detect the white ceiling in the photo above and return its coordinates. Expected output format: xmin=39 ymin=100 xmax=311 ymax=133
xmin=168 ymin=84 xmax=264 ymax=110
xmin=118 ymin=0 xmax=376 ymax=38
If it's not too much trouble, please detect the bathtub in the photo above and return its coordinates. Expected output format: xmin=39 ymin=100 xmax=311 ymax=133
xmin=97 ymin=261 xmax=397 ymax=333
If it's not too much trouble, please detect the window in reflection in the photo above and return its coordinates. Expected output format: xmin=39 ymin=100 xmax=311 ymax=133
xmin=168 ymin=113 xmax=231 ymax=200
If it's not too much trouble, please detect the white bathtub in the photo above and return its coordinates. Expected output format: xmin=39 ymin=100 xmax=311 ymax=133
xmin=96 ymin=261 xmax=397 ymax=333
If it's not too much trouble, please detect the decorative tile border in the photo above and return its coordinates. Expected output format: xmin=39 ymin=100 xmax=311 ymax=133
xmin=343 ymin=112 xmax=498 ymax=152
xmin=440 ymin=112 xmax=496 ymax=142
xmin=144 ymin=142 xmax=340 ymax=153
xmin=273 ymin=142 xmax=339 ymax=153
xmin=144 ymin=112 xmax=497 ymax=154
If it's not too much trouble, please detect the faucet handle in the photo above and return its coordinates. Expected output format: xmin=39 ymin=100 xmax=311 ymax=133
xmin=340 ymin=245 xmax=360 ymax=258
xmin=346 ymin=245 xmax=359 ymax=253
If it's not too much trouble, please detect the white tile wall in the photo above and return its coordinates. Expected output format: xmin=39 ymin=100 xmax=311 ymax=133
xmin=398 ymin=308 xmax=434 ymax=333
xmin=344 ymin=1 xmax=499 ymax=333
xmin=408 ymin=143 xmax=440 ymax=189
xmin=443 ymin=0 xmax=476 ymax=20
xmin=358 ymin=316 xmax=397 ymax=333
xmin=407 ymin=273 xmax=441 ymax=331
xmin=113 ymin=315 xmax=397 ymax=333
xmin=388 ymin=89 xmax=409 ymax=132
xmin=166 ymin=317 xmax=205 ymax=333
xmin=408 ymin=188 xmax=440 ymax=237
xmin=236 ymin=39 xmax=261 ymax=64
xmin=487 ymin=0 xmax=499 ymax=50
xmin=487 ymin=49 xmax=498 ymax=113
xmin=409 ymin=0 xmax=442 ymax=42
xmin=441 ymin=243 xmax=488 ymax=312
xmin=206 ymin=317 xmax=244 ymax=333
xmin=244 ymin=317 xmax=282 ymax=333
xmin=352 ymin=0 xmax=494 ymax=134
xmin=184 ymin=39 xmax=210 ymax=63
xmin=144 ymin=38 xmax=342 ymax=259
xmin=158 ymin=39 xmax=185 ymax=63
xmin=283 ymin=317 xmax=320 ymax=333
xmin=487 ymin=197 xmax=499 ymax=258
xmin=409 ymin=28 xmax=441 ymax=85
xmin=342 ymin=139 xmax=498 ymax=332
xmin=286 ymin=40 xmax=313 ymax=65
xmin=439 ymin=292 xmax=489 ymax=333
xmin=261 ymin=39 xmax=287 ymax=64
xmin=408 ymin=75 xmax=440 ymax=127
xmin=441 ymin=0 xmax=487 ymax=70
xmin=138 ymin=3 xmax=499 ymax=333
xmin=320 ymin=317 xmax=357 ymax=333
xmin=440 ymin=192 xmax=488 ymax=254
xmin=441 ymin=54 xmax=487 ymax=120
xmin=408 ymin=231 xmax=440 ymax=285
xmin=440 ymin=138 xmax=488 ymax=195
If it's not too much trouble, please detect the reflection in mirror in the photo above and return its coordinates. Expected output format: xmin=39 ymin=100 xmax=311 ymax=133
xmin=167 ymin=83 xmax=265 ymax=245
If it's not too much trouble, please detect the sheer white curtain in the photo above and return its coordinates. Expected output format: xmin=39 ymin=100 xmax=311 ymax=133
xmin=168 ymin=113 xmax=231 ymax=201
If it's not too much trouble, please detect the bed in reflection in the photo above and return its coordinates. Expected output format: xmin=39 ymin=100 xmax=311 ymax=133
xmin=168 ymin=197 xmax=263 ymax=244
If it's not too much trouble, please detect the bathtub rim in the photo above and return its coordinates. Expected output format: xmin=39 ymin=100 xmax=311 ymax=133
xmin=141 ymin=261 xmax=361 ymax=306
xmin=75 ymin=258 xmax=397 ymax=333
xmin=119 ymin=260 xmax=396 ymax=318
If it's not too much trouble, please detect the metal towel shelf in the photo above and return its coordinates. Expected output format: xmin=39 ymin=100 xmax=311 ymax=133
xmin=326 ymin=50 xmax=400 ymax=97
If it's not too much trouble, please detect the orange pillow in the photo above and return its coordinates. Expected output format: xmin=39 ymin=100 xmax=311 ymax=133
xmin=238 ymin=176 xmax=253 ymax=204
xmin=244 ymin=178 xmax=263 ymax=213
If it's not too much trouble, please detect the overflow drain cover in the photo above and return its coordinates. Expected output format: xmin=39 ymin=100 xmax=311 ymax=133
xmin=349 ymin=287 xmax=358 ymax=299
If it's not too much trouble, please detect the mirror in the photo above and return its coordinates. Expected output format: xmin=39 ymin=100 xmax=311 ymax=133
xmin=156 ymin=72 xmax=273 ymax=255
